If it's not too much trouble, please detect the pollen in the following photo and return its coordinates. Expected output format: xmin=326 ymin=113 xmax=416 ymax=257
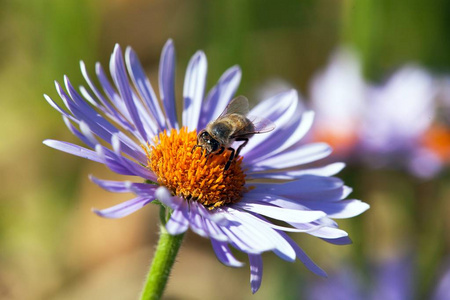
xmin=144 ymin=127 xmax=246 ymax=208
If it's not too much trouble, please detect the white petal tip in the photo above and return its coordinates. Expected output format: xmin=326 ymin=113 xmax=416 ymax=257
xmin=163 ymin=39 xmax=175 ymax=52
xmin=361 ymin=203 xmax=370 ymax=212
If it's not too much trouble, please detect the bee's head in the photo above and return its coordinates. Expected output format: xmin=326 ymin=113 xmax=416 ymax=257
xmin=197 ymin=130 xmax=221 ymax=154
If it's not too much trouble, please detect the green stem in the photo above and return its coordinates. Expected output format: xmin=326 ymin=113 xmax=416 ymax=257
xmin=140 ymin=206 xmax=185 ymax=300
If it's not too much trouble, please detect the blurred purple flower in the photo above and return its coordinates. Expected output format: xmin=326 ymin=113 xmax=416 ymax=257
xmin=359 ymin=66 xmax=440 ymax=177
xmin=43 ymin=40 xmax=369 ymax=293
xmin=306 ymin=266 xmax=365 ymax=300
xmin=309 ymin=46 xmax=448 ymax=178
xmin=307 ymin=254 xmax=450 ymax=300
xmin=309 ymin=47 xmax=365 ymax=158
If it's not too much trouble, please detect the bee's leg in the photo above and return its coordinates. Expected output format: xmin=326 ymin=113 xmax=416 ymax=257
xmin=235 ymin=138 xmax=249 ymax=157
xmin=216 ymin=146 xmax=225 ymax=155
xmin=224 ymin=147 xmax=235 ymax=170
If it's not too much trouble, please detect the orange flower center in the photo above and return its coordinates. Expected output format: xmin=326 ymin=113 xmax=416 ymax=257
xmin=144 ymin=127 xmax=246 ymax=208
xmin=421 ymin=124 xmax=450 ymax=162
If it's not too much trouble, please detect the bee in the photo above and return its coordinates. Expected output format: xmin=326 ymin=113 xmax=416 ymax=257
xmin=193 ymin=96 xmax=275 ymax=170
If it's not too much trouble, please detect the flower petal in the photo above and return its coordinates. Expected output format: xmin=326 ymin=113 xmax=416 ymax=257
xmin=155 ymin=186 xmax=183 ymax=209
xmin=110 ymin=134 xmax=156 ymax=180
xmin=278 ymin=231 xmax=327 ymax=277
xmin=80 ymin=61 xmax=134 ymax=131
xmin=235 ymin=202 xmax=325 ymax=224
xmin=203 ymin=218 xmax=229 ymax=242
xmin=247 ymin=143 xmax=332 ymax=171
xmin=245 ymin=109 xmax=315 ymax=165
xmin=188 ymin=202 xmax=208 ymax=238
xmin=95 ymin=62 xmax=130 ymax=118
xmin=110 ymin=44 xmax=148 ymax=142
xmin=229 ymin=208 xmax=296 ymax=262
xmin=211 ymin=239 xmax=244 ymax=267
xmin=165 ymin=200 xmax=190 ymax=235
xmin=63 ymin=116 xmax=96 ymax=148
xmin=321 ymin=236 xmax=352 ymax=245
xmin=159 ymin=39 xmax=178 ymax=129
xmin=242 ymin=193 xmax=312 ymax=212
xmin=44 ymin=94 xmax=73 ymax=120
xmin=196 ymin=205 xmax=231 ymax=226
xmin=57 ymin=79 xmax=120 ymax=143
xmin=241 ymin=90 xmax=299 ymax=160
xmin=43 ymin=140 xmax=102 ymax=163
xmin=305 ymin=199 xmax=370 ymax=219
xmin=182 ymin=51 xmax=207 ymax=131
xmin=198 ymin=65 xmax=241 ymax=129
xmin=247 ymin=162 xmax=346 ymax=180
xmin=219 ymin=217 xmax=275 ymax=254
xmin=89 ymin=176 xmax=158 ymax=195
xmin=249 ymin=254 xmax=263 ymax=294
xmin=57 ymin=78 xmax=147 ymax=163
xmin=89 ymin=176 xmax=133 ymax=193
xmin=266 ymin=110 xmax=315 ymax=157
xmin=125 ymin=46 xmax=166 ymax=131
xmin=249 ymin=175 xmax=344 ymax=197
xmin=93 ymin=196 xmax=153 ymax=218
xmin=95 ymin=145 xmax=138 ymax=176
xmin=305 ymin=226 xmax=349 ymax=239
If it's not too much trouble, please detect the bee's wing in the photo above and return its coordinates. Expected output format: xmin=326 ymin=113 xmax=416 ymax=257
xmin=219 ymin=95 xmax=249 ymax=117
xmin=231 ymin=116 xmax=275 ymax=139
xmin=248 ymin=116 xmax=276 ymax=134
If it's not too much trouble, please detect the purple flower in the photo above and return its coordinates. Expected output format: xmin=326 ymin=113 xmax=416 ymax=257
xmin=306 ymin=254 xmax=450 ymax=300
xmin=43 ymin=40 xmax=369 ymax=293
xmin=309 ymin=47 xmax=366 ymax=158
xmin=306 ymin=266 xmax=365 ymax=300
xmin=359 ymin=66 xmax=440 ymax=177
xmin=309 ymin=47 xmax=445 ymax=178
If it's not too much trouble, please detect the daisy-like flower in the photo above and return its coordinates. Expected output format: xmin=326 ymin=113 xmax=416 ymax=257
xmin=309 ymin=47 xmax=365 ymax=158
xmin=43 ymin=40 xmax=369 ymax=293
xmin=359 ymin=66 xmax=440 ymax=178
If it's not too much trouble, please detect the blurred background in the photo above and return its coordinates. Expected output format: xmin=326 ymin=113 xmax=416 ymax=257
xmin=1 ymin=0 xmax=449 ymax=299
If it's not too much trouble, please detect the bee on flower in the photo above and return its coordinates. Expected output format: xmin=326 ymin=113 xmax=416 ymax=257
xmin=44 ymin=40 xmax=369 ymax=294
